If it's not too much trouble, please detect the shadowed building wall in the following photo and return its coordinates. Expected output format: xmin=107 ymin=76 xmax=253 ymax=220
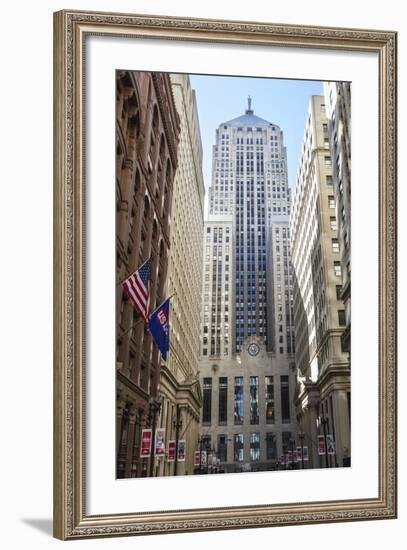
xmin=157 ymin=74 xmax=205 ymax=477
xmin=290 ymin=95 xmax=350 ymax=468
xmin=115 ymin=70 xmax=180 ymax=478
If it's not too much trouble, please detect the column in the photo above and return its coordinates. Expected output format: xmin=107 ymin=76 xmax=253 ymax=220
xmin=332 ymin=390 xmax=351 ymax=467
xmin=124 ymin=406 xmax=137 ymax=478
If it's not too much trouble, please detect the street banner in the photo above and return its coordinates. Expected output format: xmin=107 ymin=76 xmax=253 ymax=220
xmin=201 ymin=450 xmax=207 ymax=466
xmin=279 ymin=455 xmax=284 ymax=465
xmin=318 ymin=434 xmax=326 ymax=455
xmin=208 ymin=454 xmax=213 ymax=467
xmin=326 ymin=434 xmax=335 ymax=455
xmin=287 ymin=450 xmax=292 ymax=463
xmin=155 ymin=428 xmax=165 ymax=456
xmin=296 ymin=446 xmax=302 ymax=462
xmin=167 ymin=440 xmax=176 ymax=462
xmin=194 ymin=451 xmax=200 ymax=466
xmin=140 ymin=429 xmax=152 ymax=458
xmin=177 ymin=440 xmax=186 ymax=462
xmin=303 ymin=446 xmax=309 ymax=461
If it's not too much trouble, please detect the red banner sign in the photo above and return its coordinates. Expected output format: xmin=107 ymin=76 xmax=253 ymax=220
xmin=194 ymin=451 xmax=200 ymax=466
xmin=167 ymin=440 xmax=176 ymax=462
xmin=318 ymin=434 xmax=326 ymax=455
xmin=140 ymin=429 xmax=152 ymax=458
xmin=177 ymin=440 xmax=186 ymax=462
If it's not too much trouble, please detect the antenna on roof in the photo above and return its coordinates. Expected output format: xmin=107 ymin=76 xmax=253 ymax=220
xmin=246 ymin=95 xmax=253 ymax=115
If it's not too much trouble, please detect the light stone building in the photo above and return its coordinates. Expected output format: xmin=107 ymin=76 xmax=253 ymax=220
xmin=200 ymin=216 xmax=234 ymax=359
xmin=198 ymin=100 xmax=298 ymax=473
xmin=155 ymin=74 xmax=205 ymax=477
xmin=266 ymin=216 xmax=296 ymax=357
xmin=290 ymin=95 xmax=351 ymax=468
xmin=208 ymin=99 xmax=291 ymax=352
xmin=324 ymin=82 xmax=351 ymax=354
xmin=199 ymin=338 xmax=297 ymax=472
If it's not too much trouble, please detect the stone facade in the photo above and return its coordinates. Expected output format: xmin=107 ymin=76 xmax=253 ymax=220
xmin=198 ymin=100 xmax=299 ymax=473
xmin=290 ymin=95 xmax=351 ymax=468
xmin=324 ymin=82 xmax=351 ymax=354
xmin=156 ymin=74 xmax=205 ymax=477
xmin=207 ymin=100 xmax=291 ymax=353
xmin=115 ymin=70 xmax=180 ymax=478
xmin=200 ymin=216 xmax=234 ymax=359
xmin=266 ymin=216 xmax=296 ymax=357
xmin=199 ymin=338 xmax=297 ymax=472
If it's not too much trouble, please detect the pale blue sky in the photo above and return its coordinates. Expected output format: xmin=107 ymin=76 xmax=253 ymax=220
xmin=189 ymin=74 xmax=324 ymax=190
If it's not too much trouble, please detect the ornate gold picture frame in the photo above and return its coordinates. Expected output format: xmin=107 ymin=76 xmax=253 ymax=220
xmin=53 ymin=9 xmax=397 ymax=540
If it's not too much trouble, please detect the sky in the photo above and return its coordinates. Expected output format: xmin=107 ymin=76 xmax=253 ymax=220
xmin=189 ymin=74 xmax=324 ymax=191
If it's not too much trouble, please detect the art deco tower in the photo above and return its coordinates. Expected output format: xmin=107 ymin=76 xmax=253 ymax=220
xmin=208 ymin=98 xmax=291 ymax=351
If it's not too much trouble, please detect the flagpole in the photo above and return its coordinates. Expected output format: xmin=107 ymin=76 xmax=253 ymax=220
xmin=117 ymin=317 xmax=145 ymax=339
xmin=151 ymin=293 xmax=176 ymax=314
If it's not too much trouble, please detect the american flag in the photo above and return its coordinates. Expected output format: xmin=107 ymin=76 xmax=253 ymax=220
xmin=122 ymin=257 xmax=152 ymax=323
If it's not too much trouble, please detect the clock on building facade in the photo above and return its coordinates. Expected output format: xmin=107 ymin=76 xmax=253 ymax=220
xmin=247 ymin=342 xmax=260 ymax=357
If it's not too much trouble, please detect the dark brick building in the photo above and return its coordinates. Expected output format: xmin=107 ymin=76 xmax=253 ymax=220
xmin=115 ymin=71 xmax=180 ymax=478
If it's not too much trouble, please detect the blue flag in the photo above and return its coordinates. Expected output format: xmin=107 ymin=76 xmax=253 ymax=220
xmin=148 ymin=298 xmax=170 ymax=360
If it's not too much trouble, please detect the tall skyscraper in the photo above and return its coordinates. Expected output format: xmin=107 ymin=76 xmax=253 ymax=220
xmin=290 ymin=95 xmax=350 ymax=468
xmin=156 ymin=74 xmax=205 ymax=477
xmin=266 ymin=216 xmax=296 ymax=358
xmin=198 ymin=99 xmax=297 ymax=473
xmin=324 ymin=82 xmax=351 ymax=355
xmin=200 ymin=216 xmax=234 ymax=359
xmin=208 ymin=98 xmax=291 ymax=351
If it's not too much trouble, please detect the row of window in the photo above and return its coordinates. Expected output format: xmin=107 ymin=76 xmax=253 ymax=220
xmin=202 ymin=375 xmax=291 ymax=426
xmin=202 ymin=431 xmax=293 ymax=462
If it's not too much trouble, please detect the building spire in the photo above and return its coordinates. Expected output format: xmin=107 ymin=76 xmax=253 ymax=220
xmin=246 ymin=95 xmax=253 ymax=115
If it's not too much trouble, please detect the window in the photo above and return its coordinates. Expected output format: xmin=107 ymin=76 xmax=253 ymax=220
xmin=218 ymin=434 xmax=227 ymax=462
xmin=338 ymin=310 xmax=346 ymax=326
xmin=120 ymin=405 xmax=129 ymax=447
xmin=249 ymin=376 xmax=259 ymax=424
xmin=328 ymin=195 xmax=335 ymax=209
xmin=265 ymin=376 xmax=275 ymax=423
xmin=202 ymin=378 xmax=212 ymax=424
xmin=250 ymin=433 xmax=260 ymax=461
xmin=280 ymin=375 xmax=290 ymax=423
xmin=266 ymin=433 xmax=276 ymax=459
xmin=326 ymin=175 xmax=333 ymax=185
xmin=334 ymin=261 xmax=342 ymax=277
xmin=234 ymin=377 xmax=244 ymax=425
xmin=336 ymin=285 xmax=342 ymax=300
xmin=330 ymin=216 xmax=337 ymax=231
xmin=282 ymin=431 xmax=292 ymax=453
xmin=332 ymin=238 xmax=339 ymax=253
xmin=324 ymin=156 xmax=332 ymax=167
xmin=234 ymin=433 xmax=244 ymax=462
xmin=218 ymin=377 xmax=228 ymax=424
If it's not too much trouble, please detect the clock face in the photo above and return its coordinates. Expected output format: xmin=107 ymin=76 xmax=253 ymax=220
xmin=248 ymin=342 xmax=260 ymax=357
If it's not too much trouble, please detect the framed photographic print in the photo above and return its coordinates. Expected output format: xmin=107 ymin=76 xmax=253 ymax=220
xmin=53 ymin=9 xmax=397 ymax=540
